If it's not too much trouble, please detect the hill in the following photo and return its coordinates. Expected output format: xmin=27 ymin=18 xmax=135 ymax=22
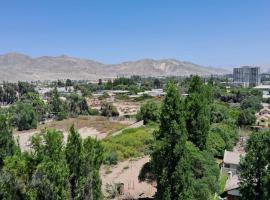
xmin=0 ymin=52 xmax=228 ymax=82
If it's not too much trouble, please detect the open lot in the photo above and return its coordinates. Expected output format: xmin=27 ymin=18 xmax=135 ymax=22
xmin=14 ymin=116 xmax=128 ymax=150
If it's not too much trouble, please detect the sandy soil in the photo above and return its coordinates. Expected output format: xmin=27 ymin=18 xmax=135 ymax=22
xmin=113 ymin=101 xmax=141 ymax=116
xmin=101 ymin=156 xmax=156 ymax=199
xmin=14 ymin=116 xmax=127 ymax=151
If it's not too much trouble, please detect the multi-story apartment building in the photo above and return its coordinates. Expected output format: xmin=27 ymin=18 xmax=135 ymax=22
xmin=233 ymin=66 xmax=260 ymax=87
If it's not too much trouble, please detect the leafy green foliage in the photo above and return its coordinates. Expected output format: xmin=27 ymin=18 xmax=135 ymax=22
xmin=206 ymin=123 xmax=238 ymax=157
xmin=186 ymin=142 xmax=219 ymax=200
xmin=186 ymin=76 xmax=212 ymax=150
xmin=102 ymin=126 xmax=154 ymax=164
xmin=136 ymin=100 xmax=160 ymax=124
xmin=100 ymin=102 xmax=119 ymax=117
xmin=240 ymin=96 xmax=262 ymax=111
xmin=12 ymin=102 xmax=38 ymax=131
xmin=239 ymin=131 xmax=270 ymax=200
xmin=0 ymin=114 xmax=15 ymax=168
xmin=0 ymin=127 xmax=104 ymax=200
xmin=65 ymin=125 xmax=82 ymax=199
xmin=237 ymin=109 xmax=256 ymax=127
xmin=151 ymin=82 xmax=194 ymax=199
xmin=49 ymin=87 xmax=68 ymax=120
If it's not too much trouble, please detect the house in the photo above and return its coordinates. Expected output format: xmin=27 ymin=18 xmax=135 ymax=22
xmin=223 ymin=174 xmax=241 ymax=200
xmin=221 ymin=150 xmax=242 ymax=175
xmin=258 ymin=107 xmax=270 ymax=115
xmin=256 ymin=108 xmax=270 ymax=127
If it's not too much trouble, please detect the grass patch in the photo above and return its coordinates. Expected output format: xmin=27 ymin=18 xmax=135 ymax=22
xmin=102 ymin=125 xmax=156 ymax=164
xmin=219 ymin=174 xmax=228 ymax=194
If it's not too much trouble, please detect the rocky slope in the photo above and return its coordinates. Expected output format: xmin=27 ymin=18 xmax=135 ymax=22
xmin=0 ymin=52 xmax=228 ymax=82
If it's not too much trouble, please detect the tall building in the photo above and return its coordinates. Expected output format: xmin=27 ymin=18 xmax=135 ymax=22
xmin=233 ymin=66 xmax=260 ymax=87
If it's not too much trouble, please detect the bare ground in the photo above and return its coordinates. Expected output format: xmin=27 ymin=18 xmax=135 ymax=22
xmin=101 ymin=156 xmax=156 ymax=199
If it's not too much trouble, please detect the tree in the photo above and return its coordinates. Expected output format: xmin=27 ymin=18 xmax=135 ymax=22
xmin=66 ymin=125 xmax=82 ymax=199
xmin=0 ymin=130 xmax=70 ymax=200
xmin=21 ymin=92 xmax=47 ymax=121
xmin=66 ymin=79 xmax=73 ymax=87
xmin=78 ymin=137 xmax=104 ymax=200
xmin=186 ymin=76 xmax=211 ymax=150
xmin=240 ymin=96 xmax=262 ymax=111
xmin=18 ymin=81 xmax=35 ymax=96
xmin=68 ymin=93 xmax=89 ymax=117
xmin=100 ymin=102 xmax=119 ymax=117
xmin=12 ymin=102 xmax=38 ymax=131
xmin=237 ymin=109 xmax=256 ymax=127
xmin=50 ymin=87 xmax=68 ymax=120
xmin=136 ymin=100 xmax=160 ymax=124
xmin=151 ymin=82 xmax=194 ymax=199
xmin=239 ymin=131 xmax=270 ymax=200
xmin=0 ymin=114 xmax=15 ymax=168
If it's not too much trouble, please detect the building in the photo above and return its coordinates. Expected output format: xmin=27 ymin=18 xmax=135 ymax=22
xmin=255 ymin=107 xmax=270 ymax=127
xmin=221 ymin=150 xmax=242 ymax=175
xmin=223 ymin=175 xmax=241 ymax=200
xmin=233 ymin=66 xmax=260 ymax=87
xmin=221 ymin=150 xmax=245 ymax=200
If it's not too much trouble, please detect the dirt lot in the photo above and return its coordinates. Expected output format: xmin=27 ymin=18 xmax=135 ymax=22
xmin=101 ymin=156 xmax=156 ymax=199
xmin=14 ymin=116 xmax=127 ymax=151
xmin=113 ymin=101 xmax=141 ymax=116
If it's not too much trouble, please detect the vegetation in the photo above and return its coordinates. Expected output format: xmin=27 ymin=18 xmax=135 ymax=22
xmin=186 ymin=76 xmax=212 ymax=150
xmin=151 ymin=82 xmax=195 ymax=199
xmin=102 ymin=126 xmax=155 ymax=164
xmin=100 ymin=102 xmax=119 ymax=117
xmin=136 ymin=100 xmax=160 ymax=124
xmin=12 ymin=102 xmax=38 ymax=131
xmin=239 ymin=131 xmax=270 ymax=200
xmin=0 ymin=126 xmax=104 ymax=200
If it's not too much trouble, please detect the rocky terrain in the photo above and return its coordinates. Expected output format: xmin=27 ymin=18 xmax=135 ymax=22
xmin=0 ymin=52 xmax=228 ymax=82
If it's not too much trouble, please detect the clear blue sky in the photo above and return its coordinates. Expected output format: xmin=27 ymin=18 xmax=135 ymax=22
xmin=0 ymin=0 xmax=269 ymax=67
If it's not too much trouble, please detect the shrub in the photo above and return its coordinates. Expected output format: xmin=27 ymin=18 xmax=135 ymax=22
xmin=100 ymin=102 xmax=119 ymax=117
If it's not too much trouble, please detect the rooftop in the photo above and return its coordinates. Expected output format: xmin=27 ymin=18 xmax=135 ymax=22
xmin=223 ymin=150 xmax=243 ymax=165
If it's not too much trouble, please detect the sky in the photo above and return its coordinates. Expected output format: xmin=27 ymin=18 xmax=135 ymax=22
xmin=0 ymin=0 xmax=269 ymax=67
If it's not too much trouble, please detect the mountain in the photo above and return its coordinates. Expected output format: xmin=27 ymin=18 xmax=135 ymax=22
xmin=0 ymin=52 xmax=228 ymax=82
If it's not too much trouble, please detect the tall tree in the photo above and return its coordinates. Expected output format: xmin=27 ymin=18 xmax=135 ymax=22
xmin=239 ymin=131 xmax=270 ymax=200
xmin=151 ymin=82 xmax=194 ymax=199
xmin=0 ymin=114 xmax=15 ymax=168
xmin=186 ymin=76 xmax=211 ymax=150
xmin=78 ymin=137 xmax=104 ymax=200
xmin=66 ymin=125 xmax=82 ymax=199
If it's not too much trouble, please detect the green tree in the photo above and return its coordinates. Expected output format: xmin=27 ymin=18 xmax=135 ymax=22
xmin=50 ymin=87 xmax=68 ymax=120
xmin=186 ymin=76 xmax=211 ymax=150
xmin=240 ymin=96 xmax=262 ymax=111
xmin=66 ymin=125 xmax=82 ymax=199
xmin=136 ymin=100 xmax=160 ymax=124
xmin=78 ymin=137 xmax=104 ymax=200
xmin=100 ymin=102 xmax=119 ymax=117
xmin=239 ymin=131 xmax=270 ymax=200
xmin=12 ymin=102 xmax=38 ymax=131
xmin=0 ymin=114 xmax=15 ymax=168
xmin=237 ymin=109 xmax=256 ymax=127
xmin=151 ymin=82 xmax=194 ymax=199
xmin=21 ymin=92 xmax=47 ymax=121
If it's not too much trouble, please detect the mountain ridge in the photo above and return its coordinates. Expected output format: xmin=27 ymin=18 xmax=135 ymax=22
xmin=0 ymin=52 xmax=228 ymax=82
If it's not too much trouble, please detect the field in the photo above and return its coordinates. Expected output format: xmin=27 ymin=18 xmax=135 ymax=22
xmin=14 ymin=116 xmax=128 ymax=150
xmin=102 ymin=124 xmax=157 ymax=164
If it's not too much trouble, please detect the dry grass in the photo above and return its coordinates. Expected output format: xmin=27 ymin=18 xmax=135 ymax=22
xmin=32 ymin=116 xmax=127 ymax=134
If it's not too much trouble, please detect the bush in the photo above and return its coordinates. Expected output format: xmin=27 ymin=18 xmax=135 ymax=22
xmin=206 ymin=123 xmax=238 ymax=157
xmin=100 ymin=102 xmax=119 ymax=117
xmin=12 ymin=102 xmax=38 ymax=131
xmin=237 ymin=109 xmax=256 ymax=127
xmin=136 ymin=100 xmax=160 ymax=124
xmin=102 ymin=126 xmax=155 ymax=164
